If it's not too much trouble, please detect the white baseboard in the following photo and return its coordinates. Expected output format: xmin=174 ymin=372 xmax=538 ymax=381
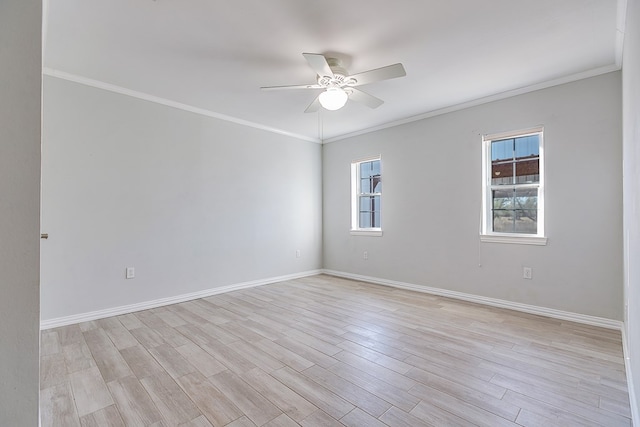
xmin=322 ymin=269 xmax=623 ymax=330
xmin=41 ymin=268 xmax=637 ymax=423
xmin=325 ymin=269 xmax=637 ymax=423
xmin=622 ymin=327 xmax=639 ymax=426
xmin=40 ymin=270 xmax=322 ymax=330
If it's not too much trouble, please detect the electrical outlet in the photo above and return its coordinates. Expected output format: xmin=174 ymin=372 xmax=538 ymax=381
xmin=126 ymin=267 xmax=135 ymax=279
xmin=363 ymin=251 xmax=368 ymax=260
xmin=296 ymin=249 xmax=301 ymax=258
xmin=523 ymin=267 xmax=532 ymax=280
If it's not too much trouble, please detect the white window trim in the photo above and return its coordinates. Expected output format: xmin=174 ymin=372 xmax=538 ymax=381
xmin=481 ymin=127 xmax=547 ymax=245
xmin=480 ymin=234 xmax=547 ymax=245
xmin=351 ymin=229 xmax=383 ymax=237
xmin=351 ymin=156 xmax=383 ymax=236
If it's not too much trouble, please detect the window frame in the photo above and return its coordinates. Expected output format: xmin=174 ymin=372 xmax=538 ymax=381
xmin=481 ymin=127 xmax=547 ymax=245
xmin=351 ymin=156 xmax=383 ymax=236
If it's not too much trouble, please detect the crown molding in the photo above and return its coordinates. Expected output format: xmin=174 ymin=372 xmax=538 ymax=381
xmin=323 ymin=64 xmax=621 ymax=144
xmin=42 ymin=68 xmax=322 ymax=144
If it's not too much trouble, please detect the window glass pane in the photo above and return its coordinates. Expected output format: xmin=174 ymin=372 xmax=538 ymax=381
xmin=360 ymin=160 xmax=380 ymax=179
xmin=360 ymin=162 xmax=372 ymax=178
xmin=361 ymin=178 xmax=372 ymax=193
xmin=515 ymin=158 xmax=539 ymax=183
xmin=514 ymin=188 xmax=537 ymax=210
xmin=359 ymin=196 xmax=375 ymax=211
xmin=371 ymin=160 xmax=380 ymax=176
xmin=491 ymin=188 xmax=538 ymax=234
xmin=492 ymin=188 xmax=513 ymax=210
xmin=491 ymin=162 xmax=514 ymax=185
xmin=361 ymin=161 xmax=381 ymax=192
xmin=513 ymin=190 xmax=537 ymax=233
xmin=514 ymin=210 xmax=537 ymax=234
xmin=354 ymin=158 xmax=381 ymax=231
xmin=515 ymin=135 xmax=539 ymax=159
xmin=491 ymin=139 xmax=513 ymax=161
xmin=359 ymin=212 xmax=372 ymax=228
xmin=373 ymin=176 xmax=381 ymax=193
xmin=491 ymin=135 xmax=541 ymax=186
xmin=485 ymin=132 xmax=542 ymax=236
xmin=492 ymin=188 xmax=514 ymax=232
xmin=493 ymin=210 xmax=515 ymax=233
xmin=358 ymin=195 xmax=380 ymax=229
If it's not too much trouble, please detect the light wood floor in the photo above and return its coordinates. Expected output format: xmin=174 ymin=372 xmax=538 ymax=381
xmin=40 ymin=274 xmax=632 ymax=426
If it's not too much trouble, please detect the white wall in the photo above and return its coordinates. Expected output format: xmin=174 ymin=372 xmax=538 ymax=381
xmin=623 ymin=0 xmax=640 ymax=419
xmin=0 ymin=0 xmax=41 ymax=424
xmin=41 ymin=76 xmax=322 ymax=322
xmin=323 ymin=72 xmax=622 ymax=320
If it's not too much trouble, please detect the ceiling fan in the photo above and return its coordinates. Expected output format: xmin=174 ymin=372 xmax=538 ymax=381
xmin=261 ymin=53 xmax=406 ymax=113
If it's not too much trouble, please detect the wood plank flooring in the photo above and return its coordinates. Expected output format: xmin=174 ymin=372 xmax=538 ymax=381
xmin=40 ymin=275 xmax=632 ymax=426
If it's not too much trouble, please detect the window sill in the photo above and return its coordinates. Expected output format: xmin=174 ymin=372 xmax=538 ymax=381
xmin=351 ymin=229 xmax=383 ymax=237
xmin=480 ymin=234 xmax=547 ymax=246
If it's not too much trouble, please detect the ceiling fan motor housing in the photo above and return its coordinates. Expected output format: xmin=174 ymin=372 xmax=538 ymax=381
xmin=318 ymin=58 xmax=357 ymax=88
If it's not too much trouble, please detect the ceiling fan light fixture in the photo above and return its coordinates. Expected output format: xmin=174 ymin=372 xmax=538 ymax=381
xmin=319 ymin=87 xmax=348 ymax=110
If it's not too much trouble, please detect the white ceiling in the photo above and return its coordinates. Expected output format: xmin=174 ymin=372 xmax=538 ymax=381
xmin=43 ymin=0 xmax=623 ymax=142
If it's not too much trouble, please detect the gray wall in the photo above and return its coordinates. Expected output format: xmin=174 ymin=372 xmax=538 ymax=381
xmin=41 ymin=77 xmax=322 ymax=321
xmin=323 ymin=72 xmax=623 ymax=320
xmin=0 ymin=0 xmax=41 ymax=425
xmin=623 ymin=0 xmax=640 ymax=418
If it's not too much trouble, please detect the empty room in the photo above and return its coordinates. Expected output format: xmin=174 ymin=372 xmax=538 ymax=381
xmin=2 ymin=0 xmax=640 ymax=426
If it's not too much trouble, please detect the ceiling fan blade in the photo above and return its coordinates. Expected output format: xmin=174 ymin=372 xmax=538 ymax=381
xmin=348 ymin=88 xmax=384 ymax=109
xmin=261 ymin=84 xmax=322 ymax=91
xmin=303 ymin=53 xmax=334 ymax=78
xmin=304 ymin=96 xmax=321 ymax=113
xmin=347 ymin=63 xmax=406 ymax=86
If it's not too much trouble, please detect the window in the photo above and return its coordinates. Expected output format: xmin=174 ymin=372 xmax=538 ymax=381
xmin=351 ymin=157 xmax=382 ymax=236
xmin=481 ymin=128 xmax=546 ymax=245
